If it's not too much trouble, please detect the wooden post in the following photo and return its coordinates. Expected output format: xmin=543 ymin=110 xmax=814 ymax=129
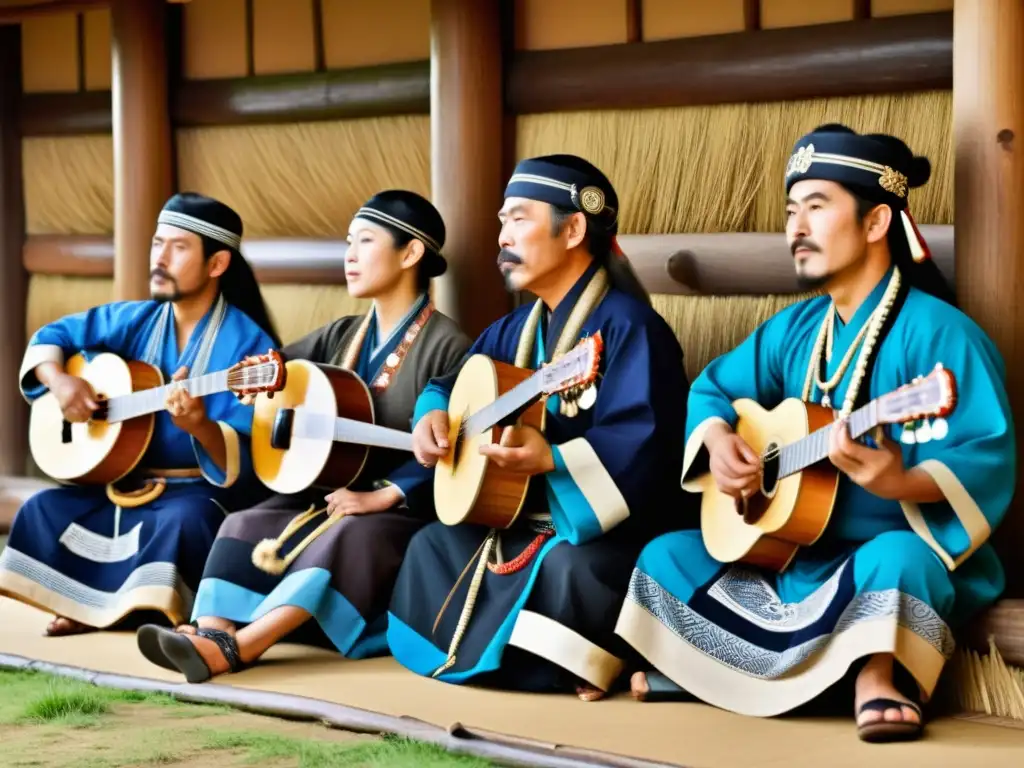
xmin=0 ymin=25 xmax=28 ymax=476
xmin=954 ymin=0 xmax=1024 ymax=596
xmin=111 ymin=0 xmax=173 ymax=301
xmin=429 ymin=0 xmax=510 ymax=337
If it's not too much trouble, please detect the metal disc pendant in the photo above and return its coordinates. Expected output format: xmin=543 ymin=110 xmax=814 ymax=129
xmin=386 ymin=353 xmax=400 ymax=368
xmin=821 ymin=393 xmax=831 ymax=409
xmin=931 ymin=417 xmax=948 ymax=441
xmin=900 ymin=425 xmax=917 ymax=445
xmin=577 ymin=385 xmax=597 ymax=411
xmin=915 ymin=419 xmax=933 ymax=444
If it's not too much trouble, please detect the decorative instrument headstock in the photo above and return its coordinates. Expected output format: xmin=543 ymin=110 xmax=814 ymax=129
xmin=876 ymin=363 xmax=957 ymax=425
xmin=228 ymin=349 xmax=288 ymax=396
xmin=539 ymin=332 xmax=604 ymax=396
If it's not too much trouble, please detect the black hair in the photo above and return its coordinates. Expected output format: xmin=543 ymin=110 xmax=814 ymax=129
xmin=199 ymin=235 xmax=282 ymax=347
xmin=848 ymin=191 xmax=957 ymax=307
xmin=549 ymin=205 xmax=651 ymax=305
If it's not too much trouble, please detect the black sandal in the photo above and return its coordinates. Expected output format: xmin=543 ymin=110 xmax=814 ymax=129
xmin=631 ymin=671 xmax=698 ymax=703
xmin=137 ymin=621 xmax=197 ymax=672
xmin=856 ymin=697 xmax=924 ymax=743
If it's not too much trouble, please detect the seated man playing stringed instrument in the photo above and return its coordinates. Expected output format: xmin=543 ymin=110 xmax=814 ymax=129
xmin=615 ymin=126 xmax=1015 ymax=743
xmin=0 ymin=193 xmax=281 ymax=637
xmin=136 ymin=190 xmax=471 ymax=683
xmin=389 ymin=155 xmax=690 ymax=702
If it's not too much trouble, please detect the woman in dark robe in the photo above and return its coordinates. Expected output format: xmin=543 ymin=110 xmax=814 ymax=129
xmin=135 ymin=190 xmax=471 ymax=682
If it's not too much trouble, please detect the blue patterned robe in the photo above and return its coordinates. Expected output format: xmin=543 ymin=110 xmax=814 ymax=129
xmin=0 ymin=296 xmax=276 ymax=628
xmin=615 ymin=266 xmax=1015 ymax=715
xmin=387 ymin=262 xmax=691 ymax=693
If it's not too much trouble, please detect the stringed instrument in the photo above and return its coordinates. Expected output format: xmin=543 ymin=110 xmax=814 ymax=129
xmin=251 ymin=360 xmax=415 ymax=495
xmin=29 ymin=350 xmax=285 ymax=486
xmin=434 ymin=332 xmax=604 ymax=529
xmin=697 ymin=363 xmax=957 ymax=572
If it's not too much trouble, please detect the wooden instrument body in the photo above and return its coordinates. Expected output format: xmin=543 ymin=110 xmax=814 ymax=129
xmin=252 ymin=360 xmax=374 ymax=494
xmin=699 ymin=398 xmax=839 ymax=572
xmin=434 ymin=354 xmax=547 ymax=529
xmin=29 ymin=352 xmax=162 ymax=485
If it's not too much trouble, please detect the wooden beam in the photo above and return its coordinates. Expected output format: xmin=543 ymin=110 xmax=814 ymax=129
xmin=19 ymin=11 xmax=954 ymax=136
xmin=111 ymin=0 xmax=173 ymax=301
xmin=24 ymin=227 xmax=955 ymax=296
xmin=508 ymin=11 xmax=953 ymax=114
xmin=0 ymin=24 xmax=29 ymax=477
xmin=20 ymin=61 xmax=432 ymax=136
xmin=953 ymin=0 xmax=1024 ymax=597
xmin=23 ymin=235 xmax=350 ymax=285
xmin=0 ymin=0 xmax=108 ymax=24
xmin=430 ymin=0 xmax=510 ymax=337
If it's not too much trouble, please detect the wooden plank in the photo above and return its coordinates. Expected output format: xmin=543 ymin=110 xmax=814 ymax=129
xmin=181 ymin=0 xmax=248 ymax=80
xmin=0 ymin=1 xmax=107 ymax=24
xmin=24 ymin=226 xmax=954 ymax=296
xmin=19 ymin=12 xmax=952 ymax=134
xmin=20 ymin=13 xmax=79 ymax=93
xmin=321 ymin=0 xmax=430 ymax=69
xmin=83 ymin=8 xmax=112 ymax=91
xmin=953 ymin=0 xmax=1024 ymax=597
xmin=508 ymin=10 xmax=952 ymax=114
xmin=760 ymin=0 xmax=856 ymax=29
xmin=0 ymin=24 xmax=30 ymax=476
xmin=251 ymin=0 xmax=315 ymax=75
xmin=514 ymin=0 xmax=628 ymax=51
xmin=641 ymin=0 xmax=747 ymax=41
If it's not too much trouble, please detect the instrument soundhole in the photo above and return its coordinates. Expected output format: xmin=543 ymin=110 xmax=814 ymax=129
xmin=761 ymin=441 xmax=781 ymax=496
xmin=61 ymin=420 xmax=72 ymax=444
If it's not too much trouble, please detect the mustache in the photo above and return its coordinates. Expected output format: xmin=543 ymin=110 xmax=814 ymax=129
xmin=790 ymin=237 xmax=821 ymax=256
xmin=150 ymin=268 xmax=175 ymax=282
xmin=496 ymin=249 xmax=523 ymax=267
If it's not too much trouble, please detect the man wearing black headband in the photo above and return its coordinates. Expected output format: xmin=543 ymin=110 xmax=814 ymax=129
xmin=136 ymin=190 xmax=471 ymax=684
xmin=389 ymin=154 xmax=690 ymax=701
xmin=0 ymin=193 xmax=280 ymax=638
xmin=617 ymin=125 xmax=1014 ymax=743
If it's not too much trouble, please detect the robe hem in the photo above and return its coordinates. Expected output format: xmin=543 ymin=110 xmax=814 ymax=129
xmin=614 ymin=596 xmax=946 ymax=717
xmin=507 ymin=609 xmax=624 ymax=691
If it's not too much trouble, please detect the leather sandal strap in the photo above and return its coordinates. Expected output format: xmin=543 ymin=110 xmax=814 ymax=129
xmin=195 ymin=628 xmax=244 ymax=673
xmin=858 ymin=697 xmax=922 ymax=718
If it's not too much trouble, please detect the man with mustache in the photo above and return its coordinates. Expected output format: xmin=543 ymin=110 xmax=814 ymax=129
xmin=388 ymin=154 xmax=690 ymax=701
xmin=615 ymin=125 xmax=1015 ymax=743
xmin=0 ymin=193 xmax=280 ymax=637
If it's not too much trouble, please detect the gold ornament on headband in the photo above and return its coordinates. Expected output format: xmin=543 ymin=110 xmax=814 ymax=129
xmin=786 ymin=144 xmax=815 ymax=177
xmin=878 ymin=166 xmax=908 ymax=198
xmin=571 ymin=184 xmax=605 ymax=215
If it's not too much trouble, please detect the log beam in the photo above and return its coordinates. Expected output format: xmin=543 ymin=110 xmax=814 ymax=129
xmin=22 ymin=226 xmax=955 ymax=296
xmin=508 ymin=11 xmax=952 ymax=114
xmin=111 ymin=0 xmax=174 ymax=301
xmin=0 ymin=25 xmax=29 ymax=476
xmin=429 ymin=0 xmax=510 ymax=337
xmin=953 ymin=0 xmax=1024 ymax=596
xmin=20 ymin=12 xmax=952 ymax=137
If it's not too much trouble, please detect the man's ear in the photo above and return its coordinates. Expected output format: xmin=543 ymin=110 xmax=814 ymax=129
xmin=208 ymin=249 xmax=231 ymax=279
xmin=865 ymin=204 xmax=893 ymax=245
xmin=564 ymin=212 xmax=587 ymax=250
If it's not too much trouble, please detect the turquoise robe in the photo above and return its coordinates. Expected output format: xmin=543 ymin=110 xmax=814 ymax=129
xmin=0 ymin=296 xmax=276 ymax=628
xmin=615 ymin=266 xmax=1015 ymax=715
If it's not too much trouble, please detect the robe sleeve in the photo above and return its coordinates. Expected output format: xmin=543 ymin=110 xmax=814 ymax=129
xmin=190 ymin=316 xmax=280 ymax=489
xmin=896 ymin=318 xmax=1016 ymax=571
xmin=19 ymin=301 xmax=150 ymax=402
xmin=281 ymin=317 xmax=354 ymax=363
xmin=680 ymin=304 xmax=799 ymax=490
xmin=544 ymin=316 xmax=688 ymax=545
xmin=386 ymin=325 xmax=473 ymax=507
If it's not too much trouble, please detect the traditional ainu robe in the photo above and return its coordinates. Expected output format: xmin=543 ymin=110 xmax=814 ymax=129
xmin=0 ymin=296 xmax=276 ymax=628
xmin=615 ymin=266 xmax=1015 ymax=716
xmin=387 ymin=262 xmax=691 ymax=693
xmin=191 ymin=293 xmax=471 ymax=657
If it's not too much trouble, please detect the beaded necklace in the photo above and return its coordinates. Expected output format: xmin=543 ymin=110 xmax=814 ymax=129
xmin=801 ymin=267 xmax=902 ymax=416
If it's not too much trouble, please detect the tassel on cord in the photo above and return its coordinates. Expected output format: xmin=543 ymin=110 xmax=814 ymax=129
xmin=901 ymin=209 xmax=931 ymax=263
xmin=251 ymin=504 xmax=342 ymax=575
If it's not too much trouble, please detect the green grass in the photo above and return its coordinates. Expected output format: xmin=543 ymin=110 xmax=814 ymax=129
xmin=0 ymin=668 xmax=498 ymax=767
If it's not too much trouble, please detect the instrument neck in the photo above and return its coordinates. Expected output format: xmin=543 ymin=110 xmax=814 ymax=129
xmin=292 ymin=411 xmax=414 ymax=453
xmin=777 ymin=401 xmax=877 ymax=479
xmin=462 ymin=375 xmax=544 ymax=439
xmin=105 ymin=370 xmax=229 ymax=423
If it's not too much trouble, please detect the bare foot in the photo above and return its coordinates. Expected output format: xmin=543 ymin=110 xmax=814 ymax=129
xmin=576 ymin=683 xmax=606 ymax=702
xmin=630 ymin=670 xmax=649 ymax=701
xmin=855 ymin=654 xmax=921 ymax=729
xmin=45 ymin=616 xmax=94 ymax=637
